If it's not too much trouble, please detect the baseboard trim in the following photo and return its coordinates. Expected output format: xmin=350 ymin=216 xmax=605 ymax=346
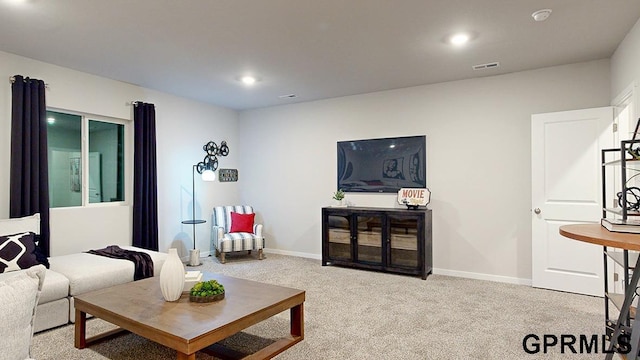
xmin=262 ymin=249 xmax=532 ymax=286
xmin=433 ymin=267 xmax=532 ymax=286
xmin=181 ymin=250 xmax=212 ymax=263
xmin=192 ymin=248 xmax=322 ymax=261
xmin=263 ymin=248 xmax=322 ymax=260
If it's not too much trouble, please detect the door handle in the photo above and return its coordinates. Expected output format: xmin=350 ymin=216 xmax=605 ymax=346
xmin=534 ymin=208 xmax=541 ymax=214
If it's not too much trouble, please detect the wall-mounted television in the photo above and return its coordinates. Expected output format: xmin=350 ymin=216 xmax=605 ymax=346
xmin=337 ymin=135 xmax=426 ymax=193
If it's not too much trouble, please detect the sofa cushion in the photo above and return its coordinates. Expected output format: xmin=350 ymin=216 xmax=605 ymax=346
xmin=0 ymin=214 xmax=40 ymax=235
xmin=219 ymin=233 xmax=265 ymax=252
xmin=49 ymin=247 xmax=167 ymax=296
xmin=33 ymin=298 xmax=69 ymax=333
xmin=0 ymin=265 xmax=45 ymax=360
xmin=0 ymin=232 xmax=42 ymax=273
xmin=39 ymin=269 xmax=70 ymax=304
xmin=0 ymin=268 xmax=67 ymax=305
xmin=49 ymin=253 xmax=134 ymax=296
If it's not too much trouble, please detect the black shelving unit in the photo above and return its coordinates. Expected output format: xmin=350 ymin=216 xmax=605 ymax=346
xmin=601 ymin=140 xmax=640 ymax=344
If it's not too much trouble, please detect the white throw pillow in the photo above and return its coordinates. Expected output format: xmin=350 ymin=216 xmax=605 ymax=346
xmin=0 ymin=214 xmax=40 ymax=236
xmin=0 ymin=265 xmax=45 ymax=360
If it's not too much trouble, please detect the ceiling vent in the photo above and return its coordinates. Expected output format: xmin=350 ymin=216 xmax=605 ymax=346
xmin=278 ymin=94 xmax=297 ymax=98
xmin=472 ymin=62 xmax=500 ymax=70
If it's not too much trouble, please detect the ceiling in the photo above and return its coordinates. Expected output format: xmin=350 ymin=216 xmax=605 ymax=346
xmin=1 ymin=1 xmax=640 ymax=111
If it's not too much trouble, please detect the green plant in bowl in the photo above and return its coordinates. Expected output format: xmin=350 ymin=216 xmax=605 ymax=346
xmin=189 ymin=280 xmax=225 ymax=302
xmin=333 ymin=189 xmax=345 ymax=201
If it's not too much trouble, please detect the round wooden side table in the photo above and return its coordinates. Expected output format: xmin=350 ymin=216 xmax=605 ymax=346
xmin=560 ymin=223 xmax=640 ymax=359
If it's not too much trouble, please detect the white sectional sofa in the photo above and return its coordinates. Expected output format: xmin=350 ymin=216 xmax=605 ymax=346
xmin=44 ymin=247 xmax=167 ymax=331
xmin=0 ymin=246 xmax=167 ymax=333
xmin=0 ymin=214 xmax=167 ymax=333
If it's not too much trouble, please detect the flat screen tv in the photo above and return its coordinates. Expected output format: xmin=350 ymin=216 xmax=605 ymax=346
xmin=337 ymin=135 xmax=426 ymax=193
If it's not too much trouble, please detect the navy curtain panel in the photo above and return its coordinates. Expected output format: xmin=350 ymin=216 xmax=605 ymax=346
xmin=10 ymin=75 xmax=51 ymax=256
xmin=132 ymin=102 xmax=159 ymax=251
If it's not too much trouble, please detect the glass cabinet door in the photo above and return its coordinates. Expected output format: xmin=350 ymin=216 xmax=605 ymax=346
xmin=388 ymin=215 xmax=419 ymax=268
xmin=355 ymin=214 xmax=383 ymax=264
xmin=327 ymin=214 xmax=352 ymax=261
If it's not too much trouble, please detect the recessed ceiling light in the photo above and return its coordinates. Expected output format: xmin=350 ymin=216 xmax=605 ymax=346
xmin=240 ymin=75 xmax=257 ymax=86
xmin=532 ymin=9 xmax=552 ymax=22
xmin=449 ymin=33 xmax=470 ymax=46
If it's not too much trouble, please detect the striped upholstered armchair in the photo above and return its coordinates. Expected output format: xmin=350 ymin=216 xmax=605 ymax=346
xmin=211 ymin=205 xmax=264 ymax=264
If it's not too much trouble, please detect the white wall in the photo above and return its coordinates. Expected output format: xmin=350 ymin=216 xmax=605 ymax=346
xmin=238 ymin=60 xmax=610 ymax=283
xmin=0 ymin=50 xmax=240 ymax=256
xmin=0 ymin=49 xmax=617 ymax=281
xmin=611 ymin=17 xmax=640 ymax=102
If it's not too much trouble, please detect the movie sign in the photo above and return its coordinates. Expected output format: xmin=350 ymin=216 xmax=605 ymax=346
xmin=397 ymin=188 xmax=430 ymax=208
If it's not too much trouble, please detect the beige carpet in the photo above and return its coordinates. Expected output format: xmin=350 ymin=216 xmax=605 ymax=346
xmin=32 ymin=253 xmax=606 ymax=359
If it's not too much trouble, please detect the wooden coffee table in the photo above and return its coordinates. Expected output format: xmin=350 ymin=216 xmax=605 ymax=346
xmin=74 ymin=272 xmax=305 ymax=359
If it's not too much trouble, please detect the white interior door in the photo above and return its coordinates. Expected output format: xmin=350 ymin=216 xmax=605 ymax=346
xmin=531 ymin=107 xmax=613 ymax=296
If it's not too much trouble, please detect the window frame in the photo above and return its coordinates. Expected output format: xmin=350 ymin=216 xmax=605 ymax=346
xmin=46 ymin=107 xmax=132 ymax=208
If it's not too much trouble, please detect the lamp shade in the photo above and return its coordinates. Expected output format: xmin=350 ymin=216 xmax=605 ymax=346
xmin=201 ymin=169 xmax=216 ymax=182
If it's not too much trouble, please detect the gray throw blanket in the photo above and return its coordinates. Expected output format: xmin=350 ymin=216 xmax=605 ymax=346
xmin=87 ymin=245 xmax=154 ymax=280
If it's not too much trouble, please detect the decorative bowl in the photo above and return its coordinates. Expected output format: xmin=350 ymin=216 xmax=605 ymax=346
xmin=189 ymin=291 xmax=225 ymax=303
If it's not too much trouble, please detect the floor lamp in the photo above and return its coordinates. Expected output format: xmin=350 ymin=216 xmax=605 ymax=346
xmin=182 ymin=141 xmax=229 ymax=266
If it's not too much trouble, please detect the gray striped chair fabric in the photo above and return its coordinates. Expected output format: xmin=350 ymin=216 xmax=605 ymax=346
xmin=211 ymin=206 xmax=264 ymax=263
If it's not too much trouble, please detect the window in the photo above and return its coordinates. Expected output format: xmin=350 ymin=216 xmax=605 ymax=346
xmin=47 ymin=110 xmax=126 ymax=208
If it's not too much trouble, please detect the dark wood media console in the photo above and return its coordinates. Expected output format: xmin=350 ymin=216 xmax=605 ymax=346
xmin=321 ymin=206 xmax=432 ymax=280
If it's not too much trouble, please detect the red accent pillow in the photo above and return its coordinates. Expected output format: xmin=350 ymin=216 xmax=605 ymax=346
xmin=229 ymin=212 xmax=255 ymax=233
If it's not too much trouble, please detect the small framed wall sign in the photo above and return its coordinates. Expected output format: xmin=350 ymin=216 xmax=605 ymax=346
xmin=397 ymin=187 xmax=430 ymax=209
xmin=219 ymin=168 xmax=238 ymax=182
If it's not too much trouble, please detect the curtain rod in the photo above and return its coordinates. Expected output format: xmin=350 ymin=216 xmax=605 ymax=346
xmin=9 ymin=76 xmax=49 ymax=88
xmin=130 ymin=101 xmax=156 ymax=106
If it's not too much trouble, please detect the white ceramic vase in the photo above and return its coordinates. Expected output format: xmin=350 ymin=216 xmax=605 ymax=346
xmin=159 ymin=248 xmax=185 ymax=302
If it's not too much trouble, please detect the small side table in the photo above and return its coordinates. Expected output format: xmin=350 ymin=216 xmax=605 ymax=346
xmin=560 ymin=223 xmax=640 ymax=359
